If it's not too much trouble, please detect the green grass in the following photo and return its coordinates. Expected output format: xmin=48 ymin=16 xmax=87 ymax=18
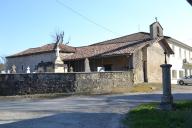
xmin=122 ymin=101 xmax=192 ymax=128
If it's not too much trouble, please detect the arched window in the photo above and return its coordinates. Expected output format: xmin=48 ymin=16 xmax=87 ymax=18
xmin=21 ymin=65 xmax=24 ymax=71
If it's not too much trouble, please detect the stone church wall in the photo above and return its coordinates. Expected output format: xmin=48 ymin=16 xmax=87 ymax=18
xmin=147 ymin=43 xmax=164 ymax=83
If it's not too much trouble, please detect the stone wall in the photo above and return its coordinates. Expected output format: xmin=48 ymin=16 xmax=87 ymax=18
xmin=75 ymin=71 xmax=133 ymax=93
xmin=0 ymin=71 xmax=133 ymax=96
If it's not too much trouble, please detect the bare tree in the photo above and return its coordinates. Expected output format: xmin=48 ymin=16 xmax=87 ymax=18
xmin=53 ymin=31 xmax=65 ymax=44
xmin=0 ymin=56 xmax=6 ymax=71
xmin=0 ymin=56 xmax=6 ymax=64
xmin=52 ymin=31 xmax=71 ymax=45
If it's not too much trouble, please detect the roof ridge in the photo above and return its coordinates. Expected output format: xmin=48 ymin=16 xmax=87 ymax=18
xmin=90 ymin=32 xmax=150 ymax=46
xmin=6 ymin=42 xmax=76 ymax=58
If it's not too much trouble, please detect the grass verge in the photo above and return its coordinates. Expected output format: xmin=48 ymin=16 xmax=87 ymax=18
xmin=111 ymin=83 xmax=162 ymax=94
xmin=122 ymin=100 xmax=192 ymax=128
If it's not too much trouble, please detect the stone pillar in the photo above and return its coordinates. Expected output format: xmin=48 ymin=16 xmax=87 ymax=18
xmin=160 ymin=64 xmax=173 ymax=110
xmin=84 ymin=58 xmax=91 ymax=72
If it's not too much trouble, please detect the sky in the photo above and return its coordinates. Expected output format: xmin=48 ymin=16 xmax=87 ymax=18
xmin=0 ymin=0 xmax=192 ymax=57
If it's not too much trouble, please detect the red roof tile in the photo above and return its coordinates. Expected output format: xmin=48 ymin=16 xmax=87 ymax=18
xmin=91 ymin=32 xmax=150 ymax=46
xmin=7 ymin=43 xmax=76 ymax=58
xmin=61 ymin=39 xmax=152 ymax=60
xmin=7 ymin=32 xmax=156 ymax=60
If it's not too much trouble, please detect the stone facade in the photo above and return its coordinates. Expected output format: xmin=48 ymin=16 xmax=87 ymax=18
xmin=0 ymin=71 xmax=133 ymax=96
xmin=147 ymin=42 xmax=164 ymax=83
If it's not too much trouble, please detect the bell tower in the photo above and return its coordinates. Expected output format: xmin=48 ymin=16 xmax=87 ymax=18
xmin=150 ymin=17 xmax=163 ymax=39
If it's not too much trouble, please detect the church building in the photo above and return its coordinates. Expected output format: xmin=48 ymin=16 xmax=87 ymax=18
xmin=6 ymin=21 xmax=191 ymax=84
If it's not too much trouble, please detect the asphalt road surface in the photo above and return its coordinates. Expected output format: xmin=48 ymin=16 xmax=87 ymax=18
xmin=0 ymin=90 xmax=192 ymax=128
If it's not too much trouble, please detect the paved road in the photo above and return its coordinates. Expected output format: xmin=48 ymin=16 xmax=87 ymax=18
xmin=0 ymin=91 xmax=192 ymax=128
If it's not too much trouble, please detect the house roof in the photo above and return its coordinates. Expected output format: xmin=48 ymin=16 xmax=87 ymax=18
xmin=166 ymin=37 xmax=192 ymax=51
xmin=7 ymin=43 xmax=76 ymax=58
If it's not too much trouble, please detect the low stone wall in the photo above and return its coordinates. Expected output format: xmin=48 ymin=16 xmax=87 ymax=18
xmin=75 ymin=72 xmax=133 ymax=93
xmin=0 ymin=71 xmax=133 ymax=96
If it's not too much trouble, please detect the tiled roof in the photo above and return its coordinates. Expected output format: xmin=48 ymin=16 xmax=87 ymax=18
xmin=7 ymin=43 xmax=76 ymax=58
xmin=7 ymin=32 xmax=151 ymax=58
xmin=60 ymin=32 xmax=152 ymax=60
xmin=100 ymin=40 xmax=151 ymax=56
xmin=61 ymin=39 xmax=152 ymax=60
xmin=90 ymin=32 xmax=150 ymax=46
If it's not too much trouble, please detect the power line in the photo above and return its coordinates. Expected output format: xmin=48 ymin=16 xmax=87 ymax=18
xmin=56 ymin=0 xmax=118 ymax=35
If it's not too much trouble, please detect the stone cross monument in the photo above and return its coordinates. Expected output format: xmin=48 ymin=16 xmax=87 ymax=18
xmin=54 ymin=43 xmax=64 ymax=73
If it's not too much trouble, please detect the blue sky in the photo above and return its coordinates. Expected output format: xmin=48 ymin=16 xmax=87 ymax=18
xmin=0 ymin=0 xmax=192 ymax=56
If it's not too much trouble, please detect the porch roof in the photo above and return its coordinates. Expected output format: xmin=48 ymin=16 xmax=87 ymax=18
xmin=158 ymin=38 xmax=174 ymax=55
